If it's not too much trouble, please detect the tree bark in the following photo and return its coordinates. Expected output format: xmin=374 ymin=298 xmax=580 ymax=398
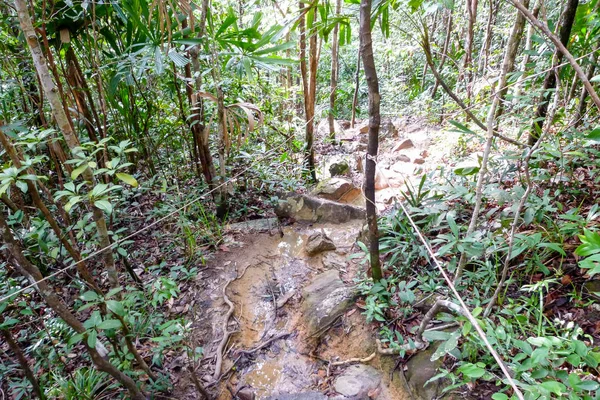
xmin=513 ymin=0 xmax=542 ymax=100
xmin=431 ymin=9 xmax=453 ymax=98
xmin=328 ymin=0 xmax=342 ymax=140
xmin=351 ymin=46 xmax=361 ymax=128
xmin=524 ymin=0 xmax=579 ymax=144
xmin=360 ymin=0 xmax=382 ymax=282
xmin=0 ymin=320 xmax=45 ymax=399
xmin=494 ymin=0 xmax=530 ymax=119
xmin=299 ymin=0 xmax=318 ymax=182
xmin=463 ymin=0 xmax=479 ymax=98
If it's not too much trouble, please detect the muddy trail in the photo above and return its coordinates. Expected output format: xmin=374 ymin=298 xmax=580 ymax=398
xmin=174 ymin=118 xmax=456 ymax=400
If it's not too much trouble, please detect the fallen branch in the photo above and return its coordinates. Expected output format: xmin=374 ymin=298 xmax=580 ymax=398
xmin=416 ymin=299 xmax=465 ymax=341
xmin=331 ymin=351 xmax=376 ymax=366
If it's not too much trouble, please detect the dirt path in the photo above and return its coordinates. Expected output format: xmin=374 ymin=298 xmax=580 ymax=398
xmin=175 ymin=118 xmax=455 ymax=399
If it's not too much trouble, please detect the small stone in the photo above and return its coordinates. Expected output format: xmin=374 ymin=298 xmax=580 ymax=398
xmin=392 ymin=139 xmax=414 ymax=152
xmin=333 ymin=364 xmax=381 ymax=398
xmin=237 ymin=387 xmax=255 ymax=400
xmin=359 ymin=122 xmax=369 ymax=133
xmin=329 ymin=162 xmax=350 ymax=177
xmin=395 ymin=154 xmax=410 ymax=163
xmin=311 ymin=178 xmax=361 ymax=203
xmin=413 ymin=157 xmax=425 ymax=165
xmin=305 ymin=232 xmax=336 ymax=256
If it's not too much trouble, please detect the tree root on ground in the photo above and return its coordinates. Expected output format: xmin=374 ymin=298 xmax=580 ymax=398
xmin=331 ymin=351 xmax=376 ymax=366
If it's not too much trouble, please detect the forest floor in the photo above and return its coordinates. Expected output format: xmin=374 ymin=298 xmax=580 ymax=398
xmin=168 ymin=117 xmax=458 ymax=400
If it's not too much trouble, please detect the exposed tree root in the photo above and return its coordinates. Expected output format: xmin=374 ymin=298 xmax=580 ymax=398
xmin=331 ymin=351 xmax=376 ymax=366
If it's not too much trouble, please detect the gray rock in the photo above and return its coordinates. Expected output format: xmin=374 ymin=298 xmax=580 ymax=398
xmin=302 ymin=270 xmax=357 ymax=336
xmin=380 ymin=119 xmax=399 ymax=138
xmin=237 ymin=387 xmax=255 ymax=400
xmin=333 ymin=364 xmax=381 ymax=398
xmin=392 ymin=139 xmax=414 ymax=152
xmin=404 ymin=345 xmax=447 ymax=399
xmin=394 ymin=154 xmax=411 ymax=163
xmin=322 ymin=252 xmax=347 ymax=270
xmin=311 ymin=178 xmax=360 ymax=203
xmin=305 ymin=232 xmax=336 ymax=256
xmin=329 ymin=162 xmax=350 ymax=177
xmin=226 ymin=218 xmax=279 ymax=232
xmin=264 ymin=392 xmax=327 ymax=400
xmin=275 ymin=194 xmax=365 ymax=223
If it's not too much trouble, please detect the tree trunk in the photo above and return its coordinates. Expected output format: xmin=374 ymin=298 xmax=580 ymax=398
xmin=299 ymin=0 xmax=318 ymax=182
xmin=494 ymin=0 xmax=530 ymax=119
xmin=0 ymin=321 xmax=45 ymax=399
xmin=527 ymin=0 xmax=579 ymax=145
xmin=431 ymin=9 xmax=453 ymax=98
xmin=360 ymin=0 xmax=382 ymax=282
xmin=351 ymin=46 xmax=361 ymax=127
xmin=463 ymin=0 xmax=479 ymax=98
xmin=0 ymin=211 xmax=146 ymax=400
xmin=513 ymin=0 xmax=542 ymax=100
xmin=328 ymin=0 xmax=342 ymax=140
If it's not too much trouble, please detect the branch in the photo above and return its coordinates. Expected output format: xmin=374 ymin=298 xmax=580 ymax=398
xmin=507 ymin=0 xmax=600 ymax=111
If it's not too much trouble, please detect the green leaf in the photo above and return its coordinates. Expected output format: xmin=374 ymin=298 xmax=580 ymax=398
xmin=105 ymin=300 xmax=125 ymax=317
xmin=71 ymin=164 xmax=88 ymax=180
xmin=80 ymin=291 xmax=100 ymax=301
xmin=87 ymin=330 xmax=97 ymax=348
xmin=458 ymin=363 xmax=486 ymax=378
xmin=116 ymin=173 xmax=138 ymax=187
xmin=540 ymin=380 xmax=566 ymax=395
xmin=491 ymin=394 xmax=509 ymax=400
xmin=94 ymin=199 xmax=113 ymax=215
xmin=97 ymin=319 xmax=122 ymax=330
xmin=68 ymin=333 xmax=84 ymax=345
xmin=422 ymin=330 xmax=451 ymax=341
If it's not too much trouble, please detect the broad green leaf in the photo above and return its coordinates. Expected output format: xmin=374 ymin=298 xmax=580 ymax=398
xmin=97 ymin=319 xmax=122 ymax=330
xmin=94 ymin=199 xmax=113 ymax=215
xmin=540 ymin=380 xmax=566 ymax=395
xmin=116 ymin=173 xmax=138 ymax=187
xmin=458 ymin=363 xmax=486 ymax=378
xmin=80 ymin=291 xmax=100 ymax=301
xmin=87 ymin=330 xmax=97 ymax=348
xmin=105 ymin=300 xmax=125 ymax=317
xmin=71 ymin=164 xmax=88 ymax=180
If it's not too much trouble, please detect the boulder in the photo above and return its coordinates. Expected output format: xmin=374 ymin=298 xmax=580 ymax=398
xmin=333 ymin=364 xmax=382 ymax=398
xmin=392 ymin=139 xmax=414 ymax=152
xmin=329 ymin=162 xmax=350 ymax=177
xmin=311 ymin=178 xmax=361 ymax=203
xmin=275 ymin=194 xmax=366 ymax=223
xmin=265 ymin=393 xmax=327 ymax=400
xmin=302 ymin=270 xmax=357 ymax=336
xmin=404 ymin=345 xmax=447 ymax=399
xmin=305 ymin=232 xmax=336 ymax=256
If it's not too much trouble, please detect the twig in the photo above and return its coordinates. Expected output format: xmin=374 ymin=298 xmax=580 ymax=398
xmin=331 ymin=351 xmax=376 ymax=366
xmin=416 ymin=299 xmax=465 ymax=340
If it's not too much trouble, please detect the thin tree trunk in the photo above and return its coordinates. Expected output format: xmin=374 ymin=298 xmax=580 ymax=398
xmin=431 ymin=10 xmax=453 ymax=98
xmin=0 ymin=212 xmax=146 ymax=400
xmin=328 ymin=0 xmax=342 ymax=140
xmin=463 ymin=0 xmax=479 ymax=99
xmin=513 ymin=0 xmax=542 ymax=100
xmin=351 ymin=46 xmax=361 ymax=127
xmin=306 ymin=5 xmax=318 ymax=182
xmin=524 ymin=0 xmax=579 ymax=145
xmin=0 ymin=321 xmax=45 ymax=399
xmin=360 ymin=0 xmax=382 ymax=282
xmin=494 ymin=0 xmax=530 ymax=119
